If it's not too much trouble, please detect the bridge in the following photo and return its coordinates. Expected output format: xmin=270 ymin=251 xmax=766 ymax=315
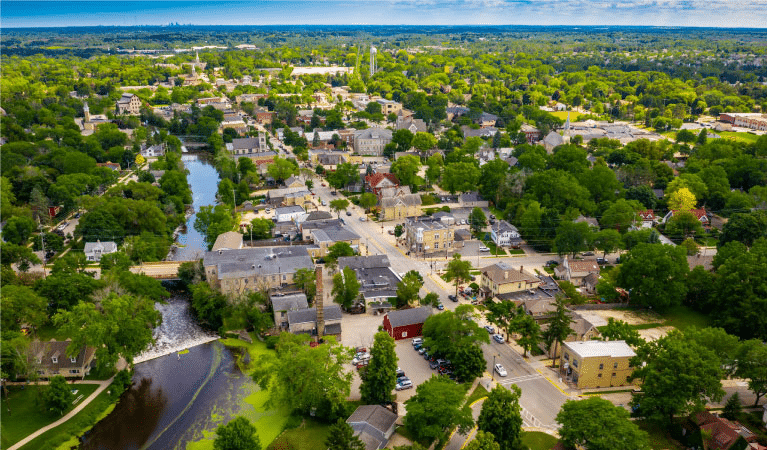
xmin=129 ymin=260 xmax=196 ymax=279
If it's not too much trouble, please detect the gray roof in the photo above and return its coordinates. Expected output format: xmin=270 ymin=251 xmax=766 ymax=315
xmin=203 ymin=246 xmax=313 ymax=279
xmin=347 ymin=405 xmax=398 ymax=450
xmin=493 ymin=220 xmax=518 ymax=234
xmin=312 ymin=226 xmax=360 ymax=243
xmin=381 ymin=194 xmax=421 ymax=208
xmin=231 ymin=137 xmax=263 ymax=150
xmin=354 ymin=127 xmax=393 ymax=140
xmin=287 ymin=305 xmax=343 ymax=325
xmin=305 ymin=211 xmax=333 ymax=221
xmin=324 ymin=323 xmax=342 ymax=336
xmin=84 ymin=241 xmax=117 ymax=254
xmin=338 ymin=255 xmax=390 ymax=270
xmin=460 ymin=192 xmax=484 ymax=203
xmin=271 ymin=293 xmax=308 ymax=312
xmin=386 ymin=306 xmax=432 ymax=329
xmin=275 ymin=205 xmax=305 ymax=215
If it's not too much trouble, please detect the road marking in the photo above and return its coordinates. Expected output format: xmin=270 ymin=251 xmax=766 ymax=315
xmin=497 ymin=373 xmax=543 ymax=385
xmin=535 ymin=367 xmax=570 ymax=396
xmin=460 ymin=427 xmax=478 ymax=449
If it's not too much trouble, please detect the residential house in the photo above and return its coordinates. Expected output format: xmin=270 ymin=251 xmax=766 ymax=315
xmin=266 ymin=187 xmax=312 ymax=207
xmin=308 ymin=226 xmax=361 ymax=258
xmin=520 ymin=124 xmax=542 ymax=144
xmin=545 ymin=311 xmax=604 ymax=358
xmin=490 ymin=220 xmax=522 ymax=248
xmin=28 ymin=339 xmax=96 ymax=380
xmin=404 ymin=217 xmax=455 ymax=256
xmin=383 ymin=306 xmax=432 ymax=340
xmin=478 ymin=112 xmax=498 ymax=127
xmin=637 ymin=210 xmax=658 ymax=229
xmin=97 ymin=162 xmax=121 ymax=171
xmin=574 ymin=215 xmax=599 ymax=228
xmin=554 ymin=258 xmax=600 ymax=286
xmin=275 ymin=205 xmax=306 ymax=223
xmin=462 ymin=126 xmax=497 ymax=138
xmin=140 ymin=143 xmax=165 ymax=158
xmin=203 ymin=245 xmax=314 ymax=296
xmin=227 ymin=136 xmax=268 ymax=157
xmin=116 ymin=93 xmax=141 ymax=115
xmin=375 ymin=98 xmax=402 ymax=115
xmin=354 ymin=128 xmax=393 ymax=156
xmin=287 ymin=304 xmax=343 ymax=338
xmin=479 ymin=262 xmax=541 ymax=300
xmin=559 ymin=340 xmax=636 ymax=389
xmin=84 ymin=240 xmax=117 ymax=262
xmin=271 ymin=292 xmax=308 ymax=329
xmin=542 ymin=131 xmax=569 ymax=153
xmin=380 ymin=192 xmax=422 ymax=221
xmin=212 ymin=231 xmax=244 ymax=251
xmin=220 ymin=113 xmax=248 ymax=134
xmin=346 ymin=405 xmax=399 ymax=450
xmin=453 ymin=228 xmax=473 ymax=248
xmin=446 ymin=106 xmax=470 ymax=121
xmin=378 ymin=185 xmax=412 ymax=201
xmin=581 ymin=273 xmax=599 ymax=295
xmin=396 ymin=115 xmax=427 ymax=134
xmin=662 ymin=208 xmax=711 ymax=229
xmin=693 ymin=411 xmax=766 ymax=450
xmin=458 ymin=192 xmax=488 ymax=208
xmin=338 ymin=255 xmax=401 ymax=308
xmin=283 ymin=176 xmax=305 ymax=189
xmin=365 ymin=173 xmax=400 ymax=197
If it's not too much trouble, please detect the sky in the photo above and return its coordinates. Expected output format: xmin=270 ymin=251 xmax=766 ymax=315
xmin=2 ymin=0 xmax=767 ymax=29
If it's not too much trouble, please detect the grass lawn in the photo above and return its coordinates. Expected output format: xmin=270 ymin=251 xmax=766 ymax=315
xmin=35 ymin=324 xmax=71 ymax=341
xmin=549 ymin=111 xmax=583 ymax=122
xmin=635 ymin=420 xmax=685 ymax=449
xmin=521 ymin=431 xmax=559 ymax=450
xmin=268 ymin=418 xmax=332 ymax=450
xmin=16 ymin=385 xmax=119 ymax=450
xmin=465 ymin=383 xmax=488 ymax=406
xmin=0 ymin=383 xmax=99 ymax=449
xmin=482 ymin=239 xmax=507 ymax=256
xmin=718 ymin=131 xmax=760 ymax=143
xmin=658 ymin=305 xmax=711 ymax=331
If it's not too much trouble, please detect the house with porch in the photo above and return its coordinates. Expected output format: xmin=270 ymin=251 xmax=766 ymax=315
xmin=490 ymin=220 xmax=522 ymax=248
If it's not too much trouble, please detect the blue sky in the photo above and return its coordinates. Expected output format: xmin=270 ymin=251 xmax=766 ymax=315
xmin=2 ymin=1 xmax=766 ymax=28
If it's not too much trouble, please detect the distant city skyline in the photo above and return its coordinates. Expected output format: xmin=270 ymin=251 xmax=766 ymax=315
xmin=2 ymin=0 xmax=766 ymax=29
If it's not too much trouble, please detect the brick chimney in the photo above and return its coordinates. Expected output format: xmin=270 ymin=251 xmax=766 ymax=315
xmin=520 ymin=266 xmax=524 ymax=273
xmin=504 ymin=271 xmax=508 ymax=280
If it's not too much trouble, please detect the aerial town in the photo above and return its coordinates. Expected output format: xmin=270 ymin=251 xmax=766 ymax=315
xmin=1 ymin=15 xmax=767 ymax=450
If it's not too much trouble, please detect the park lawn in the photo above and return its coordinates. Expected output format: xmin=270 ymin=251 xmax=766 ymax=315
xmin=268 ymin=418 xmax=333 ymax=450
xmin=0 ymin=383 xmax=99 ymax=448
xmin=521 ymin=431 xmax=559 ymax=450
xmin=549 ymin=111 xmax=583 ymax=121
xmin=465 ymin=383 xmax=489 ymax=406
xmin=717 ymin=131 xmax=760 ymax=143
xmin=636 ymin=420 xmax=685 ymax=449
xmin=658 ymin=305 xmax=711 ymax=331
xmin=17 ymin=385 xmax=118 ymax=450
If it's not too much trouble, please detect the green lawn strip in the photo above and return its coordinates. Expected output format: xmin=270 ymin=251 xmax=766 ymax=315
xmin=717 ymin=131 xmax=760 ymax=143
xmin=635 ymin=420 xmax=685 ymax=450
xmin=465 ymin=383 xmax=489 ymax=406
xmin=482 ymin=239 xmax=507 ymax=256
xmin=549 ymin=111 xmax=583 ymax=121
xmin=1 ymin=383 xmax=99 ymax=448
xmin=35 ymin=324 xmax=72 ymax=341
xmin=267 ymin=418 xmax=333 ymax=450
xmin=17 ymin=385 xmax=119 ymax=450
xmin=657 ymin=305 xmax=711 ymax=331
xmin=521 ymin=431 xmax=559 ymax=450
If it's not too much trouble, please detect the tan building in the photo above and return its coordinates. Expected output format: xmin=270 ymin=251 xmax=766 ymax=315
xmin=404 ymin=217 xmax=454 ymax=256
xmin=479 ymin=262 xmax=541 ymax=299
xmin=28 ymin=339 xmax=96 ymax=380
xmin=554 ymin=258 xmax=600 ymax=285
xmin=376 ymin=98 xmax=403 ymax=115
xmin=380 ymin=190 xmax=421 ymax=221
xmin=559 ymin=340 xmax=636 ymax=389
xmin=307 ymin=226 xmax=361 ymax=258
xmin=116 ymin=93 xmax=141 ymax=115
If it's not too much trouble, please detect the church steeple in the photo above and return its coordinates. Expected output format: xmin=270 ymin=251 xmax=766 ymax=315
xmin=83 ymin=102 xmax=91 ymax=122
xmin=564 ymin=111 xmax=571 ymax=131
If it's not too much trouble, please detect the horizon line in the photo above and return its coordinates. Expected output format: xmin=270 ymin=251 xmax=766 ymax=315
xmin=4 ymin=24 xmax=767 ymax=30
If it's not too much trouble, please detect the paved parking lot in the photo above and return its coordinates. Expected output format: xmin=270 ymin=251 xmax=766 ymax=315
xmin=392 ymin=338 xmax=438 ymax=402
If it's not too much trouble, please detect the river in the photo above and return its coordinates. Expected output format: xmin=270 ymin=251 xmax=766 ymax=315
xmin=171 ymin=154 xmax=220 ymax=262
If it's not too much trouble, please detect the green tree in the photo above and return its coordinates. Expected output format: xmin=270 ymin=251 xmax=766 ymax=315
xmin=327 ymin=241 xmax=355 ymax=263
xmin=2 ymin=216 xmax=36 ymax=245
xmin=390 ymin=155 xmax=421 ymax=187
xmin=189 ymin=282 xmax=228 ymax=330
xmin=327 ymin=162 xmax=359 ymax=191
xmin=445 ymin=254 xmax=472 ymax=299
xmin=736 ymin=339 xmax=767 ymax=406
xmin=392 ymin=129 xmax=414 ymax=152
xmin=512 ymin=311 xmax=541 ymax=357
xmin=293 ymin=268 xmax=317 ymax=304
xmin=464 ymin=431 xmax=500 ymax=450
xmin=553 ymin=221 xmax=592 ymax=258
xmin=722 ymin=393 xmax=742 ymax=420
xmin=332 ymin=266 xmax=360 ymax=309
xmin=593 ymin=229 xmax=622 ymax=258
xmin=667 ymin=187 xmax=697 ymax=211
xmin=486 ymin=300 xmax=518 ymax=343
xmin=477 ymin=385 xmax=524 ymax=450
xmin=330 ymin=198 xmax=350 ymax=218
xmin=194 ymin=204 xmax=236 ymax=250
xmin=665 ymin=211 xmax=704 ymax=240
xmin=252 ymin=333 xmax=352 ymax=420
xmin=266 ymin=156 xmax=299 ymax=183
xmin=617 ymin=243 xmax=688 ymax=311
xmin=479 ymin=159 xmax=510 ymax=205
xmin=422 ymin=305 xmax=489 ymax=382
xmin=599 ymin=318 xmax=645 ymax=348
xmin=214 ymin=416 xmax=261 ymax=450
xmin=249 ymin=218 xmax=275 ymax=240
xmin=718 ymin=211 xmax=767 ymax=248
xmin=360 ymin=331 xmax=398 ymax=405
xmin=412 ymin=132 xmax=437 ymax=153
xmin=359 ymin=192 xmax=378 ymax=213
xmin=403 ymin=375 xmax=474 ymax=443
xmin=556 ymin=397 xmax=650 ymax=450
xmin=1 ymin=285 xmax=47 ymax=333
xmin=468 ymin=207 xmax=486 ymax=234
xmin=45 ymin=375 xmax=74 ymax=416
xmin=396 ymin=270 xmax=424 ymax=307
xmin=600 ymin=199 xmax=640 ymax=232
xmin=326 ymin=419 xmax=365 ymax=450
xmin=541 ymin=296 xmax=574 ymax=359
xmin=54 ymin=293 xmax=161 ymax=372
xmin=422 ymin=292 xmax=441 ymax=308
xmin=630 ymin=330 xmax=724 ymax=424
xmin=442 ymin=162 xmax=481 ymax=194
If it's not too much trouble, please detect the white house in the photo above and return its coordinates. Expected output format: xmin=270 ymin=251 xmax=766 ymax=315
xmin=84 ymin=240 xmax=118 ymax=262
xmin=275 ymin=205 xmax=306 ymax=223
xmin=490 ymin=220 xmax=522 ymax=248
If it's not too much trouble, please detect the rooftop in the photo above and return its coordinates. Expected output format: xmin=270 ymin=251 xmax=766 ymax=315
xmin=271 ymin=292 xmax=309 ymax=312
xmin=386 ymin=306 xmax=432 ymax=328
xmin=481 ymin=262 xmax=538 ymax=285
xmin=563 ymin=340 xmax=636 ymax=358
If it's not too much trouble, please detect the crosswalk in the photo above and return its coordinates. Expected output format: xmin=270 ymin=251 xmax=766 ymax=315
xmin=496 ymin=373 xmax=543 ymax=385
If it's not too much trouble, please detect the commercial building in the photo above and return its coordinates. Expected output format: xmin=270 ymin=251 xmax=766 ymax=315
xmin=116 ymin=93 xmax=141 ymax=115
xmin=559 ymin=340 xmax=636 ymax=389
xmin=479 ymin=262 xmax=541 ymax=300
xmin=383 ymin=306 xmax=432 ymax=340
xmin=404 ymin=217 xmax=455 ymax=256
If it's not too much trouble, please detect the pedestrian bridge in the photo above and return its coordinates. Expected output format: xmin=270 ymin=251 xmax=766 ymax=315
xmin=129 ymin=260 xmax=196 ymax=280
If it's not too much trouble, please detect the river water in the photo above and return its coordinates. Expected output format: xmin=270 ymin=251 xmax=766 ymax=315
xmin=172 ymin=154 xmax=220 ymax=262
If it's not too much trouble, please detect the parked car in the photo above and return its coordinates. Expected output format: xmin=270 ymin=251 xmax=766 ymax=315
xmin=331 ymin=191 xmax=338 ymax=196
xmin=437 ymin=303 xmax=444 ymax=310
xmin=412 ymin=337 xmax=423 ymax=346
xmin=322 ymin=200 xmax=327 ymax=206
xmin=448 ymin=295 xmax=457 ymax=302
xmin=396 ymin=368 xmax=405 ymax=377
xmin=582 ymin=251 xmax=595 ymax=256
xmin=356 ymin=360 xmax=369 ymax=369
xmin=494 ymin=363 xmax=507 ymax=377
xmin=489 ymin=214 xmax=496 ymax=219
xmin=359 ymin=216 xmax=367 ymax=221
xmin=484 ymin=325 xmax=495 ymax=334
xmin=355 ymin=347 xmax=367 ymax=354
xmin=479 ymin=245 xmax=490 ymax=252
xmin=413 ymin=343 xmax=422 ymax=350
xmin=429 ymin=360 xmax=440 ymax=370
xmin=418 ymin=347 xmax=427 ymax=355
xmin=397 ymin=376 xmax=410 ymax=384
xmin=493 ymin=334 xmax=505 ymax=344
xmin=388 ymin=230 xmax=395 ymax=235
xmin=352 ymin=353 xmax=371 ymax=365
xmin=395 ymin=380 xmax=413 ymax=390
xmin=596 ymin=257 xmax=608 ymax=265
xmin=346 ymin=211 xmax=352 ymax=216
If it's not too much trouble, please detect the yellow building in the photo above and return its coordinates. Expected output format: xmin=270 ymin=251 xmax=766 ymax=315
xmin=380 ymin=194 xmax=422 ymax=221
xmin=559 ymin=340 xmax=636 ymax=389
xmin=479 ymin=262 xmax=541 ymax=299
xmin=404 ymin=217 xmax=454 ymax=255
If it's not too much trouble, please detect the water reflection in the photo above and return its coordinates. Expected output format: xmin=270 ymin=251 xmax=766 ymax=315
xmin=172 ymin=154 xmax=220 ymax=261
xmin=80 ymin=378 xmax=167 ymax=450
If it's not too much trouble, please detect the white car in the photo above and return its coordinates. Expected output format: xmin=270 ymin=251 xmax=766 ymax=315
xmin=395 ymin=379 xmax=413 ymax=390
xmin=494 ymin=363 xmax=507 ymax=377
xmin=479 ymin=245 xmax=490 ymax=252
xmin=352 ymin=353 xmax=371 ymax=365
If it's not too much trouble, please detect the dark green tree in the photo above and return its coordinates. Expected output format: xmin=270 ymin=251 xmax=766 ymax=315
xmin=445 ymin=254 xmax=472 ymax=299
xmin=468 ymin=207 xmax=486 ymax=234
xmin=326 ymin=419 xmax=365 ymax=450
xmin=477 ymin=385 xmax=524 ymax=450
xmin=556 ymin=397 xmax=650 ymax=450
xmin=214 ymin=416 xmax=261 ymax=450
xmin=360 ymin=331 xmax=398 ymax=405
xmin=736 ymin=339 xmax=767 ymax=406
xmin=617 ymin=243 xmax=688 ymax=311
xmin=45 ymin=375 xmax=74 ymax=416
xmin=722 ymin=393 xmax=742 ymax=420
xmin=541 ymin=296 xmax=574 ymax=359
xmin=332 ymin=267 xmax=360 ymax=309
xmin=403 ymin=375 xmax=474 ymax=443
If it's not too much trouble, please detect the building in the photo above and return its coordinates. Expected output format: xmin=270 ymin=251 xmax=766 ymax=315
xmin=543 ymin=131 xmax=569 ymax=153
xmin=379 ymin=192 xmax=422 ymax=221
xmin=81 ymin=102 xmax=110 ymax=131
xmin=211 ymin=231 xmax=244 ymax=251
xmin=271 ymin=292 xmax=308 ymax=329
xmin=479 ymin=262 xmax=541 ymax=300
xmin=287 ymin=304 xmax=343 ymax=338
xmin=554 ymin=258 xmax=600 ymax=285
xmin=116 ymin=93 xmax=141 ymax=115
xmin=203 ymin=246 xmax=314 ymax=296
xmin=383 ymin=306 xmax=432 ymax=340
xmin=84 ymin=240 xmax=118 ymax=262
xmin=375 ymin=98 xmax=402 ymax=115
xmin=662 ymin=208 xmax=711 ymax=229
xmin=559 ymin=340 xmax=636 ymax=389
xmin=404 ymin=217 xmax=455 ymax=256
xmin=140 ymin=143 xmax=166 ymax=158
xmin=396 ymin=115 xmax=427 ymax=134
xmin=490 ymin=220 xmax=522 ymax=248
xmin=458 ymin=192 xmax=488 ymax=208
xmin=308 ymin=226 xmax=361 ymax=258
xmin=267 ymin=187 xmax=313 ymax=207
xmin=28 ymin=339 xmax=96 ymax=380
xmin=283 ymin=176 xmax=305 ymax=189
xmin=365 ymin=173 xmax=400 ymax=197
xmin=346 ymin=405 xmax=399 ymax=450
xmin=353 ymin=128 xmax=392 ymax=156
xmin=719 ymin=113 xmax=767 ymax=131
xmin=693 ymin=411 xmax=766 ymax=450
xmin=227 ymin=136 xmax=269 ymax=158
xmin=338 ymin=255 xmax=401 ymax=308
xmin=275 ymin=205 xmax=306 ymax=223
xmin=545 ymin=311 xmax=604 ymax=358
xmin=478 ymin=112 xmax=498 ymax=127
xmin=520 ymin=124 xmax=541 ymax=144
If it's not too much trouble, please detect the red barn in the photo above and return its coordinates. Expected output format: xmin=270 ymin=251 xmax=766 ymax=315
xmin=383 ymin=307 xmax=432 ymax=340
